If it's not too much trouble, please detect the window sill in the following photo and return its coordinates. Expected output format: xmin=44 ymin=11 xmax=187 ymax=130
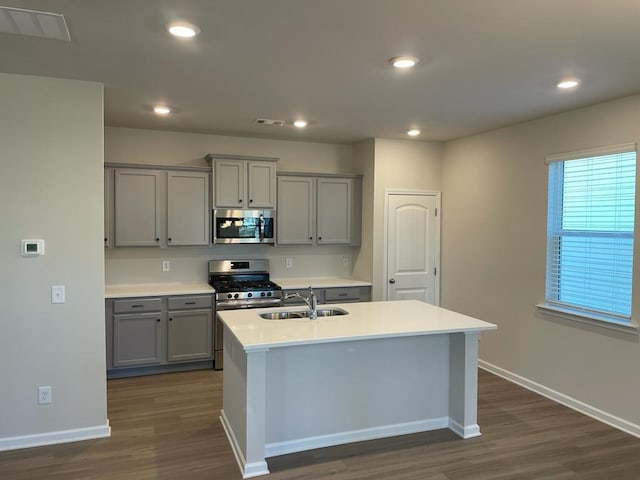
xmin=536 ymin=304 xmax=638 ymax=336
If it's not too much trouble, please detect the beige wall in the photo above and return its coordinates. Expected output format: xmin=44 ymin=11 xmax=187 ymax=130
xmin=0 ymin=74 xmax=108 ymax=446
xmin=441 ymin=94 xmax=640 ymax=427
xmin=105 ymin=126 xmax=354 ymax=172
xmin=104 ymin=127 xmax=360 ymax=282
xmin=371 ymin=139 xmax=443 ymax=300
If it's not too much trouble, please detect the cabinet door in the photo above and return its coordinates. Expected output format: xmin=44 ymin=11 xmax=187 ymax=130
xmin=247 ymin=161 xmax=276 ymax=208
xmin=167 ymin=171 xmax=210 ymax=246
xmin=167 ymin=310 xmax=213 ymax=362
xmin=277 ymin=176 xmax=315 ymax=244
xmin=317 ymin=178 xmax=352 ymax=244
xmin=214 ymin=160 xmax=245 ymax=208
xmin=113 ymin=312 xmax=162 ymax=367
xmin=115 ymin=169 xmax=162 ymax=246
xmin=104 ymin=168 xmax=113 ymax=248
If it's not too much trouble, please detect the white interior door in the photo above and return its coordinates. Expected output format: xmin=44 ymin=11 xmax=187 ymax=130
xmin=386 ymin=193 xmax=439 ymax=304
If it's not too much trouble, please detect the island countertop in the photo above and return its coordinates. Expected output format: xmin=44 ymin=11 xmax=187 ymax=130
xmin=218 ymin=300 xmax=496 ymax=351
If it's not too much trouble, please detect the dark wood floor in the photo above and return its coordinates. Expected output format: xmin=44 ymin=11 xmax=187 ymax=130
xmin=1 ymin=369 xmax=640 ymax=479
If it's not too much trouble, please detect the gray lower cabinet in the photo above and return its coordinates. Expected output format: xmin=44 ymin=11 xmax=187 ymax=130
xmin=166 ymin=295 xmax=213 ymax=365
xmin=107 ymin=294 xmax=214 ymax=377
xmin=282 ymin=286 xmax=371 ymax=305
xmin=113 ymin=312 xmax=162 ymax=367
xmin=324 ymin=286 xmax=371 ymax=303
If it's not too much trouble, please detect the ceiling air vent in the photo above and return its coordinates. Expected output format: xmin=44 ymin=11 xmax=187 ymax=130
xmin=255 ymin=118 xmax=285 ymax=127
xmin=0 ymin=6 xmax=71 ymax=42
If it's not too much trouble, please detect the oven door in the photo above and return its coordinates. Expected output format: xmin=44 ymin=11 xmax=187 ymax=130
xmin=213 ymin=209 xmax=275 ymax=244
xmin=214 ymin=298 xmax=282 ymax=369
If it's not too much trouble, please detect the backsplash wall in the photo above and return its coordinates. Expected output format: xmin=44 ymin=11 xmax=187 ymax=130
xmin=104 ymin=245 xmax=357 ymax=284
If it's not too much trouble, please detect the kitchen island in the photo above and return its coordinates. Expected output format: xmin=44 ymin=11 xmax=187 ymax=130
xmin=218 ymin=300 xmax=496 ymax=478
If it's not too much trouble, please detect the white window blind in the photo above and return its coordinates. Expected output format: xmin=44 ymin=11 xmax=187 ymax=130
xmin=545 ymin=143 xmax=636 ymax=321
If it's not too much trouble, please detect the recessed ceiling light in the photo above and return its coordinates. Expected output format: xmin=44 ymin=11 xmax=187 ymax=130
xmin=389 ymin=56 xmax=419 ymax=69
xmin=154 ymin=105 xmax=171 ymax=115
xmin=407 ymin=129 xmax=421 ymax=137
xmin=557 ymin=78 xmax=580 ymax=89
xmin=167 ymin=22 xmax=200 ymax=38
xmin=293 ymin=120 xmax=308 ymax=128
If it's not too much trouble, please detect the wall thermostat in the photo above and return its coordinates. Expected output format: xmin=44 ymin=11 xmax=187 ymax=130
xmin=21 ymin=239 xmax=45 ymax=256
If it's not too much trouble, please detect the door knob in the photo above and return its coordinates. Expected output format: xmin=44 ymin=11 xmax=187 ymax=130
xmin=389 ymin=278 xmax=396 ymax=284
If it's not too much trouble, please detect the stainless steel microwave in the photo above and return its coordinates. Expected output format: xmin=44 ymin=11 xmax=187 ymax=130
xmin=212 ymin=209 xmax=275 ymax=244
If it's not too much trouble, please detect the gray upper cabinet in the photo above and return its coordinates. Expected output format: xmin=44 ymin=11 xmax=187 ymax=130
xmin=247 ymin=161 xmax=277 ymax=208
xmin=209 ymin=155 xmax=277 ymax=209
xmin=115 ymin=169 xmax=163 ymax=247
xmin=277 ymin=174 xmax=362 ymax=246
xmin=167 ymin=171 xmax=210 ymax=246
xmin=317 ymin=177 xmax=353 ymax=245
xmin=277 ymin=176 xmax=315 ymax=244
xmin=112 ymin=167 xmax=210 ymax=248
xmin=214 ymin=159 xmax=246 ymax=208
xmin=104 ymin=167 xmax=114 ymax=247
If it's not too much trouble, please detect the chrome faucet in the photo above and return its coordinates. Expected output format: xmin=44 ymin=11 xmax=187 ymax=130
xmin=282 ymin=286 xmax=318 ymax=319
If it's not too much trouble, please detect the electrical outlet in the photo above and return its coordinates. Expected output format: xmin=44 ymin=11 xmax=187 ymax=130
xmin=342 ymin=256 xmax=350 ymax=268
xmin=51 ymin=285 xmax=65 ymax=304
xmin=38 ymin=386 xmax=52 ymax=405
xmin=162 ymin=260 xmax=170 ymax=272
xmin=285 ymin=257 xmax=293 ymax=269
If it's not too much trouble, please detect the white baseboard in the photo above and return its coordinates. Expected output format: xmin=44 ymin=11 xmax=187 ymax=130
xmin=479 ymin=360 xmax=640 ymax=439
xmin=448 ymin=418 xmax=481 ymax=439
xmin=0 ymin=422 xmax=111 ymax=452
xmin=220 ymin=410 xmax=270 ymax=479
xmin=264 ymin=417 xmax=450 ymax=458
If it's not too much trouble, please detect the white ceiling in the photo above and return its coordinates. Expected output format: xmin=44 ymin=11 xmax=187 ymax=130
xmin=2 ymin=0 xmax=640 ymax=144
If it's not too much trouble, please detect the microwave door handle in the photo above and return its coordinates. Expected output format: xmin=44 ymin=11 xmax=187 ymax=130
xmin=259 ymin=214 xmax=264 ymax=242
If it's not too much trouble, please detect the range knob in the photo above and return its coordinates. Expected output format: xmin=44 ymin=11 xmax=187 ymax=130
xmin=234 ymin=293 xmax=239 ymax=299
xmin=267 ymin=292 xmax=272 ymax=297
xmin=227 ymin=293 xmax=232 ymax=299
xmin=260 ymin=292 xmax=266 ymax=297
xmin=248 ymin=292 xmax=253 ymax=298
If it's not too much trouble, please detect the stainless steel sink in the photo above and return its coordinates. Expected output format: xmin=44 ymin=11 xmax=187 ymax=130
xmin=259 ymin=307 xmax=348 ymax=319
xmin=259 ymin=311 xmax=307 ymax=320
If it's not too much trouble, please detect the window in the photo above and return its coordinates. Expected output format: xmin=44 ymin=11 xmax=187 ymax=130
xmin=544 ymin=143 xmax=636 ymax=325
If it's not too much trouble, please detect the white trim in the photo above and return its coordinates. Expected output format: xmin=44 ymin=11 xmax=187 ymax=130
xmin=545 ymin=142 xmax=636 ymax=164
xmin=383 ymin=189 xmax=441 ymax=305
xmin=536 ymin=303 xmax=638 ymax=335
xmin=220 ymin=410 xmax=270 ymax=479
xmin=265 ymin=417 xmax=450 ymax=457
xmin=0 ymin=422 xmax=111 ymax=452
xmin=479 ymin=360 xmax=640 ymax=439
xmin=448 ymin=418 xmax=481 ymax=439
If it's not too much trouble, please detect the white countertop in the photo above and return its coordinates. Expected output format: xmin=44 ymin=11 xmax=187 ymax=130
xmin=218 ymin=300 xmax=496 ymax=351
xmin=272 ymin=277 xmax=372 ymax=289
xmin=105 ymin=282 xmax=214 ymax=298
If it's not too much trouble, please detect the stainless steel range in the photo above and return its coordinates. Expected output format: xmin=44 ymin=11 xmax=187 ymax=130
xmin=208 ymin=259 xmax=282 ymax=369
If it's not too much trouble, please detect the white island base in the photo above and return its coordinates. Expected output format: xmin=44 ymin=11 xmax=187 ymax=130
xmin=218 ymin=300 xmax=496 ymax=478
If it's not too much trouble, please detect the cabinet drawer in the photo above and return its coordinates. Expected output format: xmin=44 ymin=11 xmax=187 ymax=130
xmin=324 ymin=287 xmax=361 ymax=302
xmin=113 ymin=298 xmax=162 ymax=313
xmin=168 ymin=295 xmax=212 ymax=310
